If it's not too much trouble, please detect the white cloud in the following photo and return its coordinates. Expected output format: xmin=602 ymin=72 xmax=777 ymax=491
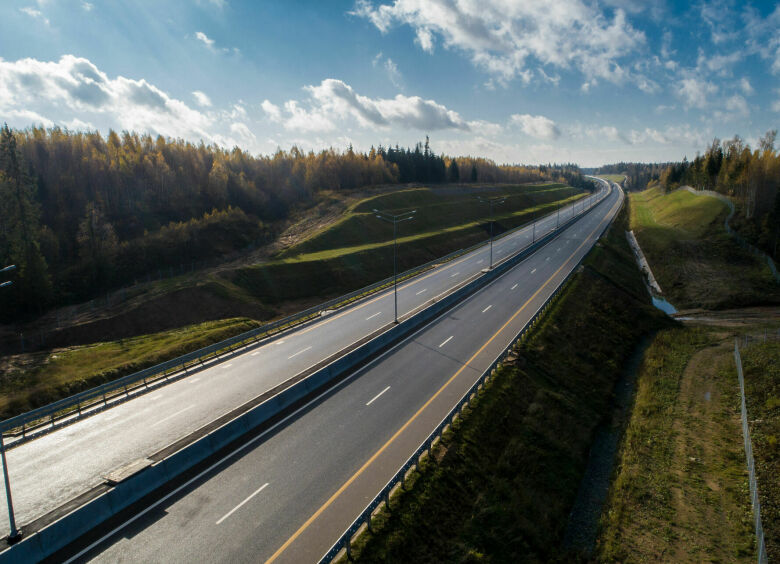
xmin=268 ymin=78 xmax=475 ymax=132
xmin=0 ymin=55 xmax=214 ymax=141
xmin=739 ymin=77 xmax=754 ymax=95
xmin=192 ymin=90 xmax=212 ymax=107
xmin=351 ymin=0 xmax=646 ymax=86
xmin=696 ymin=49 xmax=742 ymax=76
xmin=261 ymin=99 xmax=282 ymax=122
xmin=195 ymin=31 xmax=216 ymax=50
xmin=229 ymin=122 xmax=256 ymax=144
xmin=744 ymin=5 xmax=780 ymax=75
xmin=81 ymin=2 xmax=93 ymax=11
xmin=19 ymin=7 xmax=50 ymax=26
xmin=510 ymin=114 xmax=560 ymax=140
xmin=678 ymin=77 xmax=717 ymax=108
xmin=373 ymin=52 xmax=404 ymax=89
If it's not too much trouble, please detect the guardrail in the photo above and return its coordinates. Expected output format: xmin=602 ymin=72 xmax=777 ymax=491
xmin=0 ymin=185 xmax=612 ymax=562
xmin=0 ymin=188 xmax=607 ymax=440
xmin=319 ymin=184 xmax=617 ymax=563
xmin=733 ymin=339 xmax=769 ymax=564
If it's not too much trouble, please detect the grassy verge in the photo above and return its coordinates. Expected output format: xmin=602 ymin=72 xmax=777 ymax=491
xmin=630 ymin=187 xmax=780 ymax=310
xmin=230 ymin=192 xmax=584 ymax=303
xmin=284 ymin=183 xmax=581 ymax=257
xmin=599 ymin=174 xmax=626 ymax=184
xmin=596 ymin=327 xmax=756 ymax=562
xmin=345 ymin=199 xmax=669 ymax=562
xmin=740 ymin=341 xmax=780 ymax=560
xmin=0 ymin=317 xmax=259 ymax=419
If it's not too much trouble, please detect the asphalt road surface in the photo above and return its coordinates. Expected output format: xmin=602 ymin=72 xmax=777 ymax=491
xmin=46 ymin=179 xmax=623 ymax=563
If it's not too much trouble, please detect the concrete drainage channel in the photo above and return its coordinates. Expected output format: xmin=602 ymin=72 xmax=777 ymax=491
xmin=0 ymin=188 xmax=611 ymax=563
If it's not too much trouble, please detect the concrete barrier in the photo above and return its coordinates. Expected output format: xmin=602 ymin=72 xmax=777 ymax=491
xmin=0 ymin=188 xmax=608 ymax=564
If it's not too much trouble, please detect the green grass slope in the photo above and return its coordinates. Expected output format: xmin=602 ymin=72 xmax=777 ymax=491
xmin=347 ymin=199 xmax=669 ymax=563
xmin=630 ymin=187 xmax=780 ymax=310
xmin=230 ymin=184 xmax=585 ymax=303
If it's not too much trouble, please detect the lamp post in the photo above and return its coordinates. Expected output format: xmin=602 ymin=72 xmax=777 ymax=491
xmin=373 ymin=210 xmax=415 ymax=324
xmin=0 ymin=264 xmax=20 ymax=544
xmin=477 ymin=196 xmax=505 ymax=269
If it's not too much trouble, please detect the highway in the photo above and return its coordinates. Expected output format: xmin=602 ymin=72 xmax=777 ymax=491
xmin=0 ymin=184 xmax=606 ymax=537
xmin=47 ymin=180 xmax=623 ymax=563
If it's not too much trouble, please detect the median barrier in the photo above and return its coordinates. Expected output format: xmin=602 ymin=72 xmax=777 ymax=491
xmin=0 ymin=186 xmax=611 ymax=563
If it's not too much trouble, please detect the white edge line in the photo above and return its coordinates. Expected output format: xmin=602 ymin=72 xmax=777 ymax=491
xmin=366 ymin=312 xmax=381 ymax=320
xmin=365 ymin=386 xmax=391 ymax=406
xmin=215 ymin=483 xmax=269 ymax=525
xmin=482 ymin=305 xmax=492 ymax=313
xmin=61 ymin=307 xmax=449 ymax=564
xmin=61 ymin=193 xmax=615 ymax=562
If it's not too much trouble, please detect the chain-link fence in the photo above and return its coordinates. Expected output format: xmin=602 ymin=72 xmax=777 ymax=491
xmin=734 ymin=337 xmax=771 ymax=564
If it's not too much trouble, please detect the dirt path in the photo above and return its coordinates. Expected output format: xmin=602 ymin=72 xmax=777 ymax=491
xmin=662 ymin=336 xmax=753 ymax=562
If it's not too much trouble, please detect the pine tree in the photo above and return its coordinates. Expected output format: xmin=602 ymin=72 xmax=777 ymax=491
xmin=0 ymin=124 xmax=52 ymax=314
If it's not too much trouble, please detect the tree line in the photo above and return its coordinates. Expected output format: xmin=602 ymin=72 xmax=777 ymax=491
xmin=596 ymin=130 xmax=780 ymax=262
xmin=660 ymin=131 xmax=779 ymax=260
xmin=0 ymin=125 xmax=593 ymax=319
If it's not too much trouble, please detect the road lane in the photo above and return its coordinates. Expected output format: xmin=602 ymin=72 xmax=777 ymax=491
xmin=58 ymin=181 xmax=621 ymax=563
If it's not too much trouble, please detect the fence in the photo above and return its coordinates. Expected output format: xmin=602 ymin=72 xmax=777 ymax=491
xmin=319 ymin=184 xmax=618 ymax=563
xmin=0 ymin=187 xmax=610 ymax=442
xmin=734 ymin=337 xmax=771 ymax=564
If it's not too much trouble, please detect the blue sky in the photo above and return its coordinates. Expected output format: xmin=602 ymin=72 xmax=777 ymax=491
xmin=0 ymin=0 xmax=778 ymax=166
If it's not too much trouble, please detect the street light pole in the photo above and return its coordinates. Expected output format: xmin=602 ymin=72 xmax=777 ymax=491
xmin=373 ymin=210 xmax=415 ymax=324
xmin=477 ymin=196 xmax=505 ymax=269
xmin=0 ymin=264 xmax=19 ymax=544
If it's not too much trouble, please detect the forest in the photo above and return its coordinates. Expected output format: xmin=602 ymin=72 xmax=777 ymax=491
xmin=0 ymin=125 xmax=593 ymax=319
xmin=594 ymin=131 xmax=780 ymax=262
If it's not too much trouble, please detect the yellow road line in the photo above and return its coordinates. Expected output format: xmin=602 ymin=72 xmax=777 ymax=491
xmin=265 ymin=191 xmax=620 ymax=564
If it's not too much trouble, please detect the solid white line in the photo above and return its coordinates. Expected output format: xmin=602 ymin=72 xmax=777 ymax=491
xmin=275 ymin=340 xmax=285 ymax=346
xmin=510 ymin=284 xmax=518 ymax=290
xmin=61 ymin=193 xmax=619 ymax=564
xmin=482 ymin=305 xmax=492 ymax=313
xmin=288 ymin=346 xmax=312 ymax=360
xmin=251 ymin=351 xmax=261 ymax=356
xmin=416 ymin=289 xmax=427 ymax=295
xmin=151 ymin=405 xmax=195 ymax=428
xmin=216 ymin=482 xmax=269 ymax=525
xmin=531 ymin=268 xmax=537 ymax=274
xmin=438 ymin=336 xmax=453 ymax=348
xmin=450 ymin=272 xmax=460 ymax=277
xmin=366 ymin=312 xmax=381 ymax=320
xmin=187 ymin=377 xmax=201 ymax=384
xmin=59 ymin=299 xmax=486 ymax=564
xmin=366 ymin=386 xmax=391 ymax=406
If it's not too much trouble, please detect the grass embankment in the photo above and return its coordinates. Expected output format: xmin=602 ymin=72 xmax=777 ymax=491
xmin=596 ymin=328 xmax=756 ymax=562
xmin=600 ymin=174 xmax=626 ymax=184
xmin=346 ymin=199 xmax=669 ymax=562
xmin=0 ymin=317 xmax=259 ymax=419
xmin=630 ymin=187 xmax=780 ymax=310
xmin=230 ymin=184 xmax=585 ymax=303
xmin=740 ymin=341 xmax=780 ymax=560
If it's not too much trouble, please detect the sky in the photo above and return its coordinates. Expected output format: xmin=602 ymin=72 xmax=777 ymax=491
xmin=0 ymin=0 xmax=778 ymax=167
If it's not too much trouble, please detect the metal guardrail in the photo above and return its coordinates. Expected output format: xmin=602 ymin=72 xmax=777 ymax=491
xmin=0 ymin=188 xmax=606 ymax=440
xmin=319 ymin=183 xmax=615 ymax=563
xmin=734 ymin=338 xmax=769 ymax=564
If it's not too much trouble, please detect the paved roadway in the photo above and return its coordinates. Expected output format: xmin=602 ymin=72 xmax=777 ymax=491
xmin=0 ymin=183 xmax=607 ymax=537
xmin=50 ymin=180 xmax=623 ymax=563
